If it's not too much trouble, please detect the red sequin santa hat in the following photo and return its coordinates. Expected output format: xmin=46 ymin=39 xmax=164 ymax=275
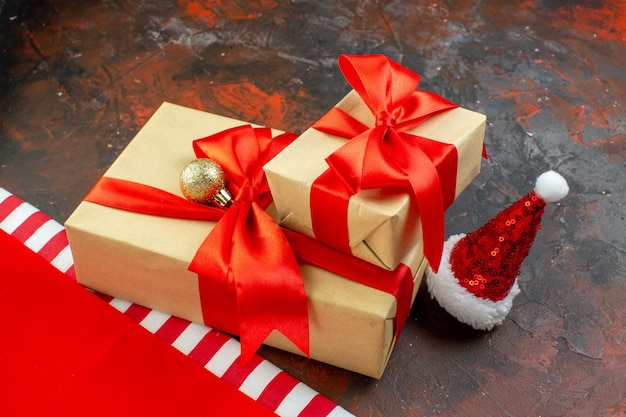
xmin=426 ymin=170 xmax=569 ymax=330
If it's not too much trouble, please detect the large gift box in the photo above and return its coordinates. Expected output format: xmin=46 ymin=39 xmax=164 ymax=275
xmin=65 ymin=102 xmax=426 ymax=378
xmin=265 ymin=55 xmax=486 ymax=271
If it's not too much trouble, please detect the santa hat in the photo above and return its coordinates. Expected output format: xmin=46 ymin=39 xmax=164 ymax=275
xmin=426 ymin=170 xmax=569 ymax=330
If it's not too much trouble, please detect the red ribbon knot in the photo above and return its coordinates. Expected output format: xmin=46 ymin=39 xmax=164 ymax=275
xmin=376 ymin=111 xmax=397 ymax=128
xmin=236 ymin=185 xmax=260 ymax=203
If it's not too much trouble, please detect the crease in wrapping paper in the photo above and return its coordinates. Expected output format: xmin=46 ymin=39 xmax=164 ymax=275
xmin=0 ymin=230 xmax=278 ymax=417
xmin=65 ymin=102 xmax=426 ymax=378
xmin=264 ymin=90 xmax=486 ymax=270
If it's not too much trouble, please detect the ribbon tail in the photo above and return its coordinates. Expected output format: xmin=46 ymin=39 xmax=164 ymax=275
xmin=190 ymin=204 xmax=241 ymax=337
xmin=232 ymin=203 xmax=309 ymax=364
xmin=402 ymin=147 xmax=447 ymax=273
xmin=401 ymin=134 xmax=458 ymax=209
xmin=189 ymin=213 xmax=235 ymax=286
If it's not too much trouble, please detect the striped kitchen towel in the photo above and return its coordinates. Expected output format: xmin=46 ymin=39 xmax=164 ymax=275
xmin=0 ymin=187 xmax=353 ymax=417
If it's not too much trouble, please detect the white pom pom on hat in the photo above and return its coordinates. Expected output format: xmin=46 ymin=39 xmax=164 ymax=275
xmin=534 ymin=170 xmax=569 ymax=203
xmin=426 ymin=170 xmax=568 ymax=330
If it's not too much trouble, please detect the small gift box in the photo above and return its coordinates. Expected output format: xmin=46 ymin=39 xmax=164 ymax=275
xmin=264 ymin=55 xmax=486 ymax=271
xmin=65 ymin=102 xmax=426 ymax=378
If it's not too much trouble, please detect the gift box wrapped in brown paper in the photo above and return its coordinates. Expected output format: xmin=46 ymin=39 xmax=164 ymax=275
xmin=65 ymin=102 xmax=426 ymax=378
xmin=264 ymin=89 xmax=486 ymax=271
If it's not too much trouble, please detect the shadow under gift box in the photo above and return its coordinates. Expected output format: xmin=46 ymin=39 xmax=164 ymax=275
xmin=65 ymin=102 xmax=426 ymax=379
xmin=264 ymin=90 xmax=486 ymax=270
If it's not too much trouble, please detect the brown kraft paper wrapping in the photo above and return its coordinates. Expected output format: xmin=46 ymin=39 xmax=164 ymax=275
xmin=264 ymin=89 xmax=486 ymax=270
xmin=65 ymin=102 xmax=426 ymax=378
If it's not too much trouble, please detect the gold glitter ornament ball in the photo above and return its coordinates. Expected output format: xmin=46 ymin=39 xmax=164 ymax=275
xmin=179 ymin=158 xmax=227 ymax=205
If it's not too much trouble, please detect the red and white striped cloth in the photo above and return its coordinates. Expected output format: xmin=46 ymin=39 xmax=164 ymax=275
xmin=0 ymin=187 xmax=353 ymax=417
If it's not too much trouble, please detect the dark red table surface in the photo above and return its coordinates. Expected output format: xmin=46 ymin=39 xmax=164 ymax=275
xmin=1 ymin=1 xmax=625 ymax=416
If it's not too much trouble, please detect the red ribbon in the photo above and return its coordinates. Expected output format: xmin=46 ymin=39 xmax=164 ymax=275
xmin=282 ymin=229 xmax=415 ymax=343
xmin=310 ymin=54 xmax=461 ymax=272
xmin=85 ymin=125 xmax=309 ymax=364
xmin=86 ymin=175 xmax=416 ymax=353
xmin=85 ymin=122 xmax=419 ymax=361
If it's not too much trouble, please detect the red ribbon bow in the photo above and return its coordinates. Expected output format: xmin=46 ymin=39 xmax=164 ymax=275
xmin=311 ymin=54 xmax=460 ymax=272
xmin=86 ymin=125 xmax=309 ymax=364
